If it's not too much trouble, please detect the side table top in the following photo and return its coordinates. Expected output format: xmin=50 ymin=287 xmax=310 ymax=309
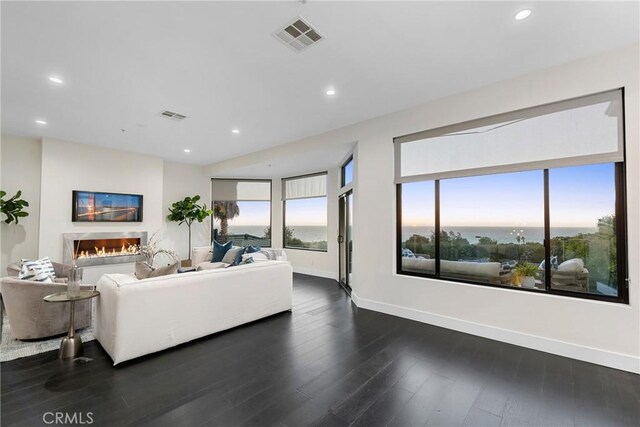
xmin=44 ymin=290 xmax=100 ymax=303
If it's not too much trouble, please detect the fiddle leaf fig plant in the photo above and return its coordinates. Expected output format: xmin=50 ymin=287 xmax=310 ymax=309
xmin=167 ymin=195 xmax=212 ymax=261
xmin=0 ymin=190 xmax=29 ymax=225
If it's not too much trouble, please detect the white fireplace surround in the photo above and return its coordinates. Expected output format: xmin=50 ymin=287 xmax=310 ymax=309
xmin=63 ymin=231 xmax=148 ymax=267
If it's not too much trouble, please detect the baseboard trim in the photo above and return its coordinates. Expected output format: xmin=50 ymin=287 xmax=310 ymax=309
xmin=353 ymin=296 xmax=639 ymax=374
xmin=292 ymin=267 xmax=337 ymax=281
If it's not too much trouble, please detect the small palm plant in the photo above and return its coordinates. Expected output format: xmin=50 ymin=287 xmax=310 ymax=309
xmin=0 ymin=190 xmax=29 ymax=224
xmin=213 ymin=201 xmax=240 ymax=242
xmin=515 ymin=262 xmax=539 ymax=288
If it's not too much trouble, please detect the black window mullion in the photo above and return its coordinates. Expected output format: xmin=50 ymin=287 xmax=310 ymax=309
xmin=615 ymin=162 xmax=628 ymax=302
xmin=396 ymin=184 xmax=403 ymax=274
xmin=544 ymin=169 xmax=551 ymax=292
xmin=435 ymin=180 xmax=440 ymax=277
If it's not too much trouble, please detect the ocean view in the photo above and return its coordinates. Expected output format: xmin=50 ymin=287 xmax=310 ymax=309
xmin=402 ymin=226 xmax=597 ymax=244
xmin=228 ymin=225 xmax=328 ymax=242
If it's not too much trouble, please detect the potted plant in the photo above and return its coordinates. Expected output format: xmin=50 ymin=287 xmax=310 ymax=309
xmin=515 ymin=263 xmax=539 ymax=288
xmin=167 ymin=195 xmax=212 ymax=266
xmin=0 ymin=190 xmax=29 ymax=224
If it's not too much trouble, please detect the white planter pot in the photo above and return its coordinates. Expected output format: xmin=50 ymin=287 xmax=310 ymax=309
xmin=522 ymin=276 xmax=535 ymax=289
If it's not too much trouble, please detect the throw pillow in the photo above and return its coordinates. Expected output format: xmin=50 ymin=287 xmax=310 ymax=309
xmin=557 ymin=258 xmax=584 ymax=273
xmin=245 ymin=245 xmax=261 ymax=253
xmin=18 ymin=257 xmax=56 ymax=282
xmin=226 ymin=256 xmax=254 ymax=268
xmin=135 ymin=261 xmax=179 ymax=279
xmin=242 ymin=252 xmax=268 ymax=262
xmin=221 ymin=246 xmax=245 ymax=266
xmin=212 ymin=241 xmax=232 ymax=262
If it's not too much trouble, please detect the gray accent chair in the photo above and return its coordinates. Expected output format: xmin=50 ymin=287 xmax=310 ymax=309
xmin=2 ymin=263 xmax=92 ymax=340
xmin=6 ymin=262 xmax=71 ymax=283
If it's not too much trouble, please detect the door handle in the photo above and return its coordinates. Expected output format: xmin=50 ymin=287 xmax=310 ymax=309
xmin=337 ymin=235 xmax=344 ymax=243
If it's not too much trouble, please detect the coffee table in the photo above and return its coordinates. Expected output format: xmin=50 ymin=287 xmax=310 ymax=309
xmin=43 ymin=290 xmax=100 ymax=359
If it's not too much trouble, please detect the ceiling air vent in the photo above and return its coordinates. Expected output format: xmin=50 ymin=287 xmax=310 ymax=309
xmin=160 ymin=110 xmax=187 ymax=121
xmin=274 ymin=17 xmax=324 ymax=53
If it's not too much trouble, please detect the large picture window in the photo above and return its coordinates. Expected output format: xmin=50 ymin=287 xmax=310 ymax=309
xmin=212 ymin=179 xmax=272 ymax=247
xmin=395 ymin=89 xmax=627 ymax=303
xmin=283 ymin=172 xmax=328 ymax=251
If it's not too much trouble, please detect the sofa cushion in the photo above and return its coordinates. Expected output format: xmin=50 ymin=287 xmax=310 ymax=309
xmin=212 ymin=241 xmax=232 ymax=262
xmin=245 ymin=245 xmax=261 ymax=253
xmin=135 ymin=261 xmax=179 ymax=279
xmin=222 ymin=247 xmax=245 ymax=266
xmin=196 ymin=262 xmax=228 ymax=271
xmin=192 ymin=246 xmax=213 ymax=265
xmin=440 ymin=260 xmax=501 ymax=278
xmin=18 ymin=257 xmax=56 ymax=282
xmin=557 ymin=258 xmax=584 ymax=273
xmin=401 ymin=257 xmax=435 ymax=273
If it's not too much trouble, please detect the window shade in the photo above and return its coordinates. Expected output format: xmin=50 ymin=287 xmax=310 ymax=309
xmin=212 ymin=180 xmax=271 ymax=201
xmin=283 ymin=173 xmax=327 ymax=200
xmin=395 ymin=89 xmax=624 ymax=183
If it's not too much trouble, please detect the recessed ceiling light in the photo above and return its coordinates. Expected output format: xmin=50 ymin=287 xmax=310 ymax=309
xmin=325 ymin=88 xmax=336 ymax=96
xmin=48 ymin=76 xmax=63 ymax=84
xmin=35 ymin=120 xmax=47 ymax=125
xmin=231 ymin=129 xmax=240 ymax=134
xmin=515 ymin=9 xmax=532 ymax=20
xmin=183 ymin=149 xmax=191 ymax=153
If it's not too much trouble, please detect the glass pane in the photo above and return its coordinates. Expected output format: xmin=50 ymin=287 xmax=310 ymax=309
xmin=400 ymin=181 xmax=436 ymax=274
xmin=343 ymin=158 xmax=353 ymax=186
xmin=284 ymin=197 xmax=328 ymax=251
xmin=439 ymin=170 xmax=545 ymax=289
xmin=214 ymin=201 xmax=271 ymax=247
xmin=549 ymin=163 xmax=617 ymax=296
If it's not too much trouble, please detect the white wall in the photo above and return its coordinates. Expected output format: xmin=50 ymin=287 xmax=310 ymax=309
xmin=1 ymin=137 xmax=211 ymax=283
xmin=204 ymin=44 xmax=640 ymax=372
xmin=162 ymin=160 xmax=211 ymax=261
xmin=1 ymin=135 xmax=42 ymax=274
xmin=38 ymin=138 xmax=165 ymax=282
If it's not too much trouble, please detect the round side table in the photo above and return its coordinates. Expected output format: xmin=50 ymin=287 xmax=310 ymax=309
xmin=43 ymin=290 xmax=100 ymax=359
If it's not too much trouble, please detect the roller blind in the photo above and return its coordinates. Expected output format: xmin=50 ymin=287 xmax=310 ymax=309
xmin=283 ymin=173 xmax=327 ymax=200
xmin=395 ymin=89 xmax=624 ymax=183
xmin=212 ymin=180 xmax=271 ymax=201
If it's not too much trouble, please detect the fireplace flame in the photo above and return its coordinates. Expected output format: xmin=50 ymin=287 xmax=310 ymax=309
xmin=77 ymin=242 xmax=140 ymax=260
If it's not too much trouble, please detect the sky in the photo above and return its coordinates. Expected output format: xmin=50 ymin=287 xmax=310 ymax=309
xmin=403 ymin=163 xmax=615 ymax=228
xmin=78 ymin=192 xmax=140 ymax=208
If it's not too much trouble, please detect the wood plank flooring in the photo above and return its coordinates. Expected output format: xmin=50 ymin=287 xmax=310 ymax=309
xmin=2 ymin=274 xmax=639 ymax=426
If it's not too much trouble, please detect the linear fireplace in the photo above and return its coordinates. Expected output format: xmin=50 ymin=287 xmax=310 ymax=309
xmin=63 ymin=232 xmax=147 ymax=267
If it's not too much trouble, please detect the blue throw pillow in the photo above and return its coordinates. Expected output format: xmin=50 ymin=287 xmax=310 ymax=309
xmin=212 ymin=241 xmax=232 ymax=262
xmin=226 ymin=254 xmax=254 ymax=268
xmin=245 ymin=245 xmax=261 ymax=254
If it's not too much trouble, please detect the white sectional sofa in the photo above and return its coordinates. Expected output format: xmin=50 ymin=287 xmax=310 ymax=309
xmin=94 ymin=260 xmax=293 ymax=365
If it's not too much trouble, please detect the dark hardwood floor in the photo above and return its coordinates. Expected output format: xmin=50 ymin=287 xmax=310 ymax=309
xmin=2 ymin=274 xmax=639 ymax=426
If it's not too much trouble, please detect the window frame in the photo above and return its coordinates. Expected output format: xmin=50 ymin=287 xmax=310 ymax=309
xmin=341 ymin=155 xmax=354 ymax=188
xmin=395 ymin=89 xmax=629 ymax=304
xmin=282 ymin=171 xmax=329 ymax=252
xmin=210 ymin=178 xmax=273 ymax=248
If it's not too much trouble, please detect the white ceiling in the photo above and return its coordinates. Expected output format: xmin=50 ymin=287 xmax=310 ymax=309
xmin=2 ymin=1 xmax=638 ymax=167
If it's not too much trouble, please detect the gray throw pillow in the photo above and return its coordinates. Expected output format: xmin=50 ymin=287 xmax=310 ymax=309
xmin=221 ymin=247 xmax=244 ymax=265
xmin=135 ymin=261 xmax=179 ymax=279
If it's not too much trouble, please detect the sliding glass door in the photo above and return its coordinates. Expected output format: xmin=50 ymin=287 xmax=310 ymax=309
xmin=338 ymin=191 xmax=353 ymax=294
